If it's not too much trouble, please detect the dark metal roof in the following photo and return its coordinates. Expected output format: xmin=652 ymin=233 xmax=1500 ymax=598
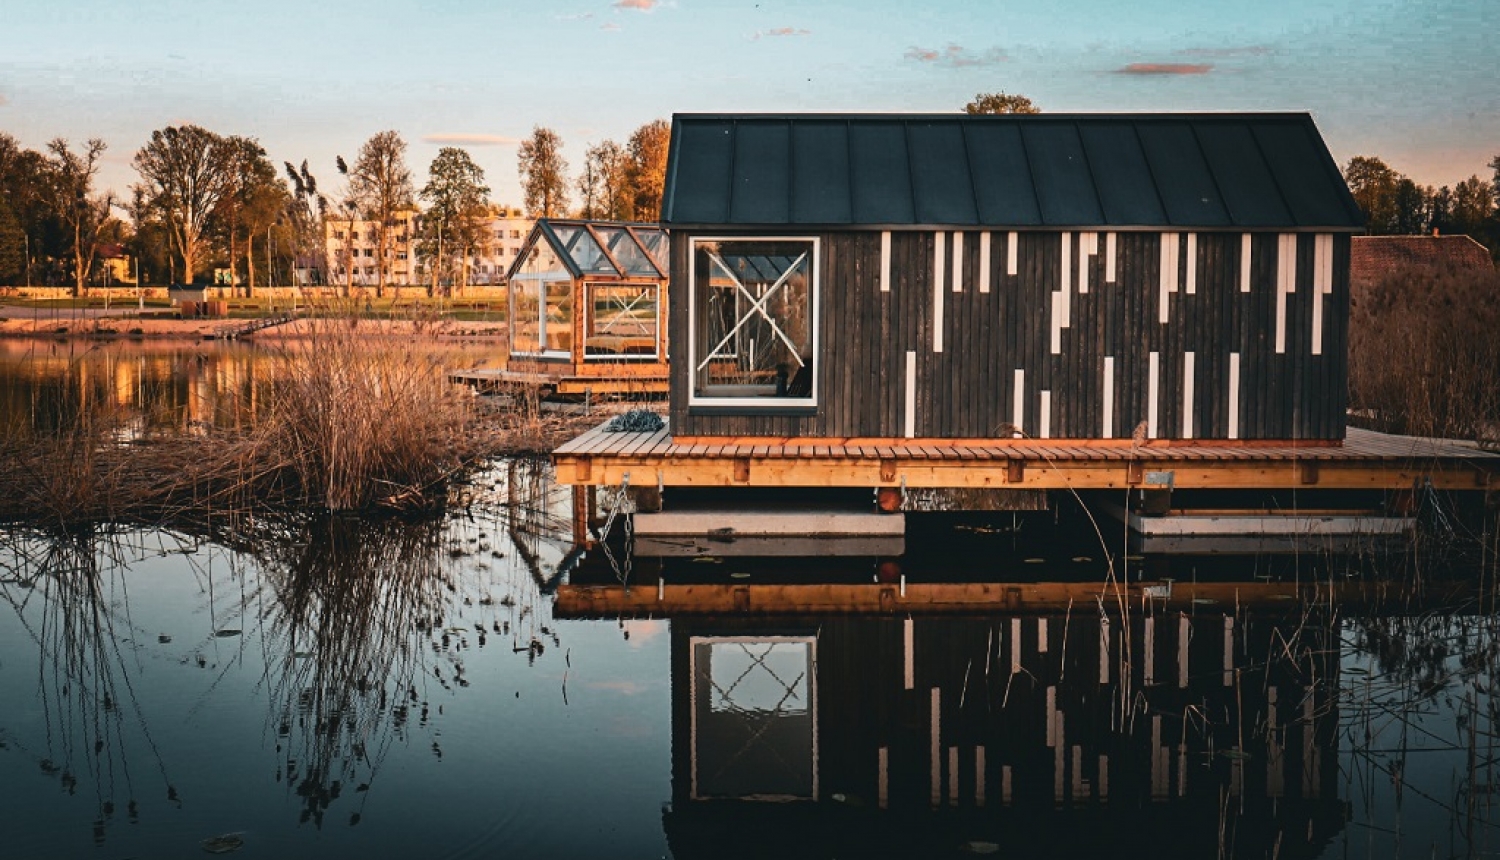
xmin=661 ymin=113 xmax=1364 ymax=231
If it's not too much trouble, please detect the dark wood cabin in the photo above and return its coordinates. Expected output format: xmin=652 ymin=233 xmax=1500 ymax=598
xmin=661 ymin=113 xmax=1365 ymax=442
xmin=501 ymin=219 xmax=670 ymax=395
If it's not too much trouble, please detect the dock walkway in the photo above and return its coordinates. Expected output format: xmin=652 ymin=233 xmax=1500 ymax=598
xmin=553 ymin=422 xmax=1499 ymax=491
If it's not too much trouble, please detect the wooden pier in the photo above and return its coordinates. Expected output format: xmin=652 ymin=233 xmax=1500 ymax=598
xmin=553 ymin=420 xmax=1499 ymax=492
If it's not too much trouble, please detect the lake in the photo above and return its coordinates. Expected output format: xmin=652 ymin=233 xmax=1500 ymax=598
xmin=1 ymin=341 xmax=1496 ymax=859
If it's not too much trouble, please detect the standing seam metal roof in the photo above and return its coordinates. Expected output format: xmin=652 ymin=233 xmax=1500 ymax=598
xmin=661 ymin=113 xmax=1363 ymax=231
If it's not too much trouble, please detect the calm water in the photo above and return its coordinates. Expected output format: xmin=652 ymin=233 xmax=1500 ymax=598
xmin=1 ymin=342 xmax=1497 ymax=859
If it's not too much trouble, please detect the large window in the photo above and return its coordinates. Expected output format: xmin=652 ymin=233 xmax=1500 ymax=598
xmin=509 ymin=276 xmax=572 ymax=356
xmin=584 ymin=282 xmax=659 ymax=360
xmin=690 ymin=238 xmax=818 ymax=407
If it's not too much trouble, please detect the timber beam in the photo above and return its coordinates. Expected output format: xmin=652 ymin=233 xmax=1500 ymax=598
xmin=551 ymin=453 xmax=1498 ymax=493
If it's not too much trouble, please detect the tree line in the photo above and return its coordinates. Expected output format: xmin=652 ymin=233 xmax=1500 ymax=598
xmin=0 ymin=119 xmax=672 ymax=294
xmin=1343 ymin=154 xmax=1500 ymax=257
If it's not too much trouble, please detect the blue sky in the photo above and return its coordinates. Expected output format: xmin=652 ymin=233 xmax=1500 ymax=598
xmin=2 ymin=0 xmax=1495 ymax=207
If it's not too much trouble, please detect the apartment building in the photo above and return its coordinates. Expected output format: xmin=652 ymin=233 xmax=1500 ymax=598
xmin=324 ymin=205 xmax=533 ymax=289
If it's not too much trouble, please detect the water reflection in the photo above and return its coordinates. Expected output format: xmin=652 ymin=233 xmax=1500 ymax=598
xmin=0 ymin=528 xmax=174 ymax=843
xmin=560 ymin=553 xmax=1499 ymax=859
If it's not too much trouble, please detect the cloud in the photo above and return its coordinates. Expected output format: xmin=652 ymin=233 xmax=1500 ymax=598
xmin=753 ymin=27 xmax=811 ymax=40
xmin=613 ymin=0 xmax=655 ymax=9
xmin=422 ymin=133 xmax=521 ymax=146
xmin=904 ymin=43 xmax=1008 ymax=68
xmin=1115 ymin=62 xmax=1213 ymax=75
xmin=1176 ymin=45 xmax=1270 ymax=58
xmin=601 ymin=21 xmax=621 ymax=31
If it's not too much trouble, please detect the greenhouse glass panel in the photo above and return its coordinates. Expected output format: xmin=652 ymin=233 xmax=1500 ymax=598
xmin=585 ymin=283 xmax=658 ymax=359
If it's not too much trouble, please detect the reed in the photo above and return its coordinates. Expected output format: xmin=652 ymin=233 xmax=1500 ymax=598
xmin=1348 ymin=264 xmax=1500 ymax=445
xmin=0 ymin=320 xmax=597 ymax=524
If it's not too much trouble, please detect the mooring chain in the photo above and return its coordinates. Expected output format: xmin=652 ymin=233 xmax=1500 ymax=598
xmin=592 ymin=473 xmax=634 ymax=586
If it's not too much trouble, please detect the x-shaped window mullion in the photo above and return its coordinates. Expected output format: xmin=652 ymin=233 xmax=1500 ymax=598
xmin=595 ymin=287 xmax=652 ymax=336
xmin=696 ymin=250 xmax=808 ymax=373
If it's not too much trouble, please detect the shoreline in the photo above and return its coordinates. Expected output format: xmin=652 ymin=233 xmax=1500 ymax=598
xmin=0 ymin=314 xmax=510 ymax=342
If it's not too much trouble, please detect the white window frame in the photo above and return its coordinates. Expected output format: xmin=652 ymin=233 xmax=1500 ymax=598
xmin=509 ymin=273 xmax=572 ymax=359
xmin=583 ymin=280 xmax=662 ymax=362
xmin=688 ymin=236 xmax=819 ymax=409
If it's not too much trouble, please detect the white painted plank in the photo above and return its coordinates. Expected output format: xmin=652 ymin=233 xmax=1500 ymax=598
xmin=1178 ymin=613 xmax=1189 ymax=688
xmin=979 ymin=231 xmax=991 ymax=294
xmin=933 ymin=232 xmax=945 ymax=353
xmin=1228 ymin=352 xmax=1241 ymax=440
xmin=1222 ymin=616 xmax=1234 ymax=687
xmin=1040 ymin=390 xmax=1052 ymax=439
xmin=1006 ymin=231 xmax=1018 ymax=276
xmin=1099 ymin=615 xmax=1111 ymax=684
xmin=1182 ymin=351 xmax=1195 ymax=440
xmin=1144 ymin=616 xmax=1156 ymax=685
xmin=904 ymin=350 xmax=917 ymax=439
xmin=1010 ymin=616 xmax=1022 ymax=673
xmin=1012 ymin=369 xmax=1025 ymax=437
xmin=904 ymin=617 xmax=915 ymax=689
xmin=1102 ymin=355 xmax=1114 ymax=439
xmin=930 ymin=687 xmax=942 ymax=807
xmin=1185 ymin=232 xmax=1197 ymax=294
xmin=1148 ymin=351 xmax=1160 ymax=439
xmin=951 ymin=231 xmax=964 ymax=293
xmin=1240 ymin=233 xmax=1252 ymax=293
xmin=880 ymin=231 xmax=891 ymax=293
xmin=1037 ymin=617 xmax=1049 ymax=653
xmin=1105 ymin=231 xmax=1117 ymax=283
xmin=1050 ymin=292 xmax=1063 ymax=354
xmin=1059 ymin=233 xmax=1071 ymax=328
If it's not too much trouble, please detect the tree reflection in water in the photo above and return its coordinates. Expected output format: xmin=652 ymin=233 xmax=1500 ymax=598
xmin=0 ymin=527 xmax=175 ymax=842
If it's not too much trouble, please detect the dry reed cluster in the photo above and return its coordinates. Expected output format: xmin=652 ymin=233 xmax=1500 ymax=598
xmin=0 ymin=322 xmax=594 ymax=525
xmin=1348 ymin=264 xmax=1500 ymax=444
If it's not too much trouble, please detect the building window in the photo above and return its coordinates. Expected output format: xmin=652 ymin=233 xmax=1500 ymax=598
xmin=510 ymin=277 xmax=572 ymax=357
xmin=334 ymin=231 xmax=345 ymax=240
xmin=690 ymin=237 xmax=817 ymax=407
xmin=585 ymin=283 xmax=659 ymax=361
xmin=510 ymin=230 xmax=520 ymax=239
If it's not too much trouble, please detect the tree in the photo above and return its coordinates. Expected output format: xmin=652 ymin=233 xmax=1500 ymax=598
xmin=1391 ymin=177 xmax=1431 ymax=236
xmin=517 ymin=126 xmax=569 ymax=218
xmin=210 ymin=137 xmax=286 ymax=295
xmin=0 ymin=134 xmax=52 ymax=284
xmin=47 ymin=138 xmax=115 ymax=295
xmin=344 ymin=131 xmax=415 ymax=297
xmin=964 ymin=92 xmax=1040 ymax=115
xmin=579 ymin=139 xmax=632 ymax=221
xmin=1450 ymin=175 xmax=1496 ymax=241
xmin=133 ymin=125 xmax=237 ymax=285
xmin=284 ymin=160 xmax=328 ymax=287
xmin=626 ymin=119 xmax=671 ymax=220
xmin=420 ymin=147 xmax=491 ymax=296
xmin=1343 ymin=156 xmax=1400 ymax=234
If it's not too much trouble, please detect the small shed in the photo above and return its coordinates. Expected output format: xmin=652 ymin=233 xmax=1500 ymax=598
xmin=502 ymin=219 xmax=671 ymax=395
xmin=660 ymin=113 xmax=1365 ymax=441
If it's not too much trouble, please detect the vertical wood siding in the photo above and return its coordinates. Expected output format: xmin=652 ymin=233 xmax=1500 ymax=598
xmin=670 ymin=230 xmax=1349 ymax=440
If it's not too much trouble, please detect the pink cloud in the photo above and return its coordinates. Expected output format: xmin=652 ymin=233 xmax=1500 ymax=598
xmin=601 ymin=22 xmax=622 ymax=31
xmin=753 ymin=27 xmax=811 ymax=40
xmin=1116 ymin=62 xmax=1213 ymax=75
xmin=904 ymin=43 xmax=1008 ymax=68
xmin=613 ymin=0 xmax=655 ymax=9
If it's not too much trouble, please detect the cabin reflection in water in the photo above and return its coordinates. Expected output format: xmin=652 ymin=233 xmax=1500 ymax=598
xmin=654 ymin=608 xmax=1343 ymax=858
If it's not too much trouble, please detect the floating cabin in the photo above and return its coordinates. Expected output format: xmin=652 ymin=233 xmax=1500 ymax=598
xmin=553 ymin=113 xmax=1500 ymax=535
xmin=462 ymin=220 xmax=671 ymax=396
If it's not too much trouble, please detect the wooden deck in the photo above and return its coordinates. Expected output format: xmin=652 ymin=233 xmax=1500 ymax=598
xmin=552 ymin=421 xmax=1500 ymax=491
xmin=450 ymin=367 xmax=669 ymax=395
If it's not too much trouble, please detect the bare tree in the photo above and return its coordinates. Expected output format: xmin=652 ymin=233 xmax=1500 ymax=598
xmin=47 ymin=138 xmax=114 ymax=295
xmin=343 ymin=131 xmax=414 ymax=298
xmin=133 ymin=125 xmax=236 ymax=286
xmin=517 ymin=127 xmax=569 ymax=218
xmin=626 ymin=119 xmax=671 ymax=220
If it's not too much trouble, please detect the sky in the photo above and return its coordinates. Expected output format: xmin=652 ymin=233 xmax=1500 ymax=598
xmin=1 ymin=0 xmax=1495 ymax=208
